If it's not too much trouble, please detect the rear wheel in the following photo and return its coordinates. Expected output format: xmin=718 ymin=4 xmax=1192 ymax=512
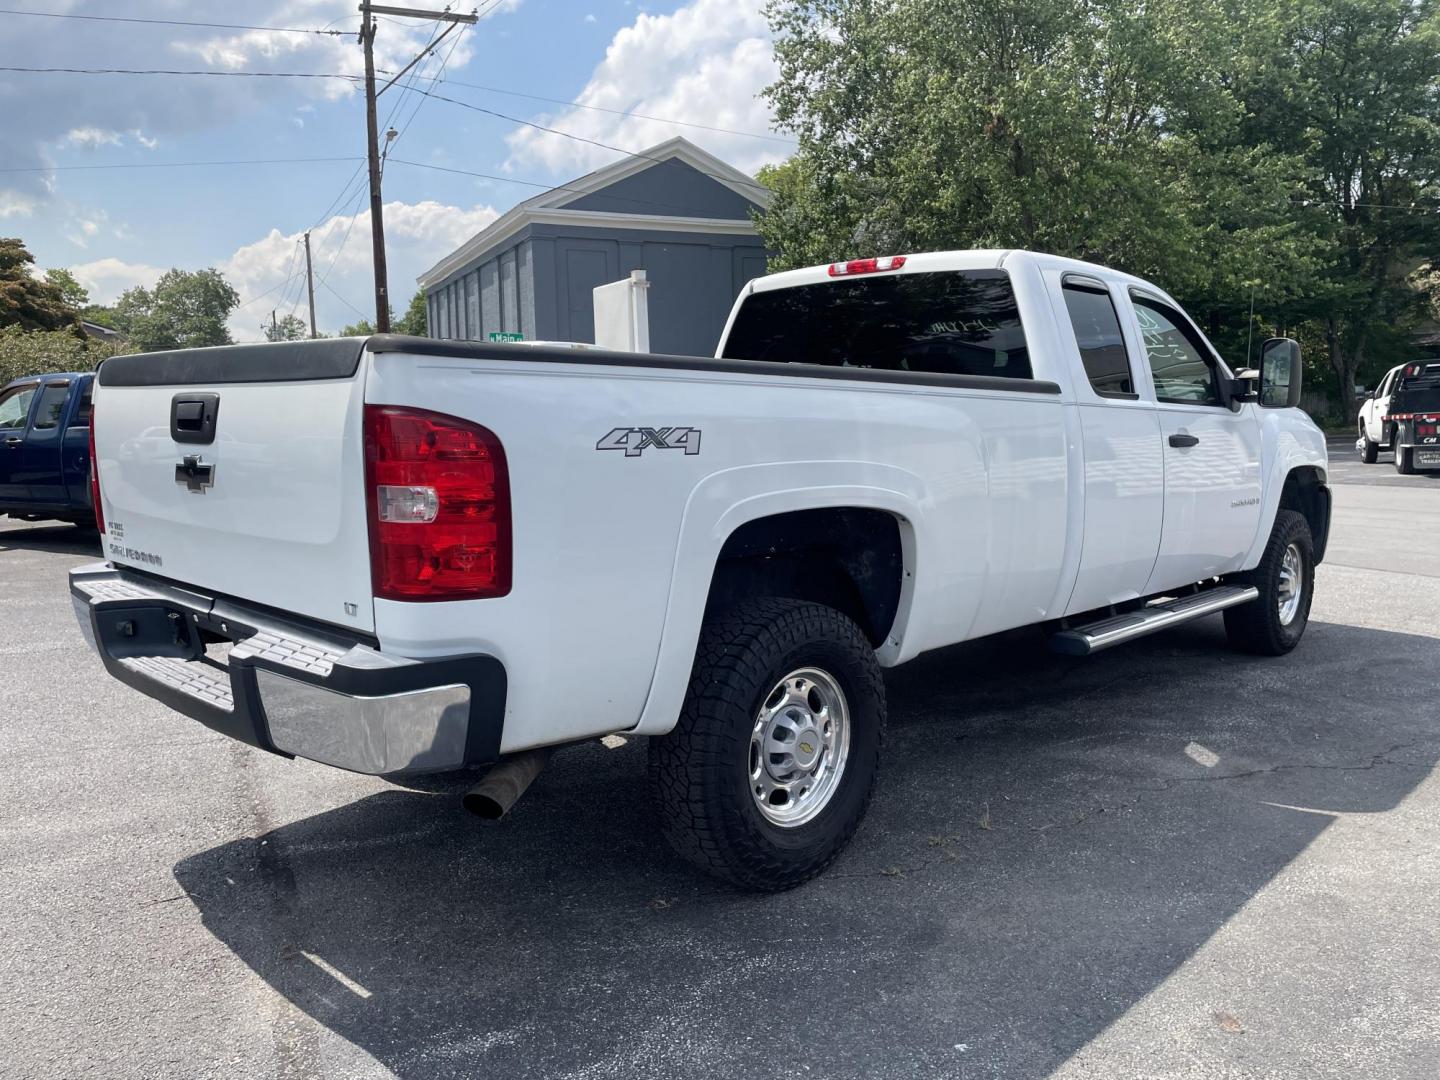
xmin=1396 ymin=444 xmax=1415 ymax=475
xmin=649 ymin=598 xmax=885 ymax=891
xmin=1223 ymin=509 xmax=1314 ymax=655
xmin=1359 ymin=424 xmax=1378 ymax=464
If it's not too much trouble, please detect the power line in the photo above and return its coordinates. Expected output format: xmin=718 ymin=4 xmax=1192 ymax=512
xmin=0 ymin=66 xmax=351 ymax=80
xmin=0 ymin=66 xmax=792 ymax=146
xmin=389 ymin=157 xmax=764 ymax=216
xmin=0 ymin=7 xmax=346 ymax=35
xmin=383 ymin=71 xmax=796 ymax=144
xmin=0 ymin=156 xmax=362 ymax=174
xmin=396 ymin=85 xmax=773 ymax=194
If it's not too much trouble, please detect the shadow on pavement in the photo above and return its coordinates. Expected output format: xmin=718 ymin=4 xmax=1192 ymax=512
xmin=0 ymin=521 xmax=102 ymax=557
xmin=174 ymin=619 xmax=1440 ymax=1079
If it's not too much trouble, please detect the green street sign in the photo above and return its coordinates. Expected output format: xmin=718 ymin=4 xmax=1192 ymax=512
xmin=488 ymin=331 xmax=525 ymax=342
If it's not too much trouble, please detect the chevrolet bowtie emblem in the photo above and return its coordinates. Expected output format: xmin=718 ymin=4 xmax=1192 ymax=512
xmin=175 ymin=455 xmax=215 ymax=494
xmin=798 ymin=741 xmax=815 ymax=755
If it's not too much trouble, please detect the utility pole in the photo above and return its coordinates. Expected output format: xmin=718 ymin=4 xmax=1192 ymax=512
xmin=270 ymin=309 xmax=279 ymax=341
xmin=303 ymin=231 xmax=318 ymax=339
xmin=359 ymin=2 xmax=477 ymax=334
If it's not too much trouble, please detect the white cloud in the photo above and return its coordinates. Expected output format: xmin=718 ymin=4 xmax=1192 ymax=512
xmin=585 ymin=13 xmax=597 ymax=22
xmin=0 ymin=191 xmax=36 ymax=218
xmin=130 ymin=130 xmax=159 ymax=150
xmin=505 ymin=0 xmax=787 ymax=177
xmin=221 ymin=198 xmax=500 ymax=339
xmin=69 ymin=257 xmax=165 ymax=304
xmin=64 ymin=127 xmax=123 ymax=150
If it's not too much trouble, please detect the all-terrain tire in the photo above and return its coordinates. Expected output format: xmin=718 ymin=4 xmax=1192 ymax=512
xmin=648 ymin=598 xmax=885 ymax=891
xmin=1223 ymin=509 xmax=1314 ymax=656
xmin=1359 ymin=424 xmax=1378 ymax=464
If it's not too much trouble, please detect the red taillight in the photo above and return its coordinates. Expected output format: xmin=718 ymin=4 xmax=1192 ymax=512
xmin=364 ymin=405 xmax=511 ymax=601
xmin=827 ymin=255 xmax=907 ymax=277
xmin=1419 ymin=422 xmax=1437 ymax=437
xmin=88 ymin=405 xmax=104 ymax=533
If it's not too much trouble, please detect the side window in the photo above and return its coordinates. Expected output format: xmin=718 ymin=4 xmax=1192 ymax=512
xmin=0 ymin=385 xmax=37 ymax=430
xmin=31 ymin=383 xmax=71 ymax=431
xmin=1378 ymin=370 xmax=1396 ymax=397
xmin=72 ymin=390 xmax=92 ymax=427
xmin=1132 ymin=296 xmax=1222 ymax=406
xmin=1062 ymin=283 xmax=1135 ymax=397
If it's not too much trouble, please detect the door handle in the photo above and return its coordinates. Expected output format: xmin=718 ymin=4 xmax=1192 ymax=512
xmin=3 ymin=435 xmax=21 ymax=448
xmin=1169 ymin=433 xmax=1200 ymax=448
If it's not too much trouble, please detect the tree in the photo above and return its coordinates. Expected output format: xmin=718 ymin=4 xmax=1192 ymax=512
xmin=112 ymin=268 xmax=239 ymax=352
xmin=0 ymin=325 xmax=118 ymax=384
xmin=44 ymin=267 xmax=89 ymax=311
xmin=1243 ymin=0 xmax=1440 ymax=401
xmin=395 ymin=289 xmax=430 ymax=336
xmin=264 ymin=313 xmax=309 ymax=342
xmin=339 ymin=304 xmax=393 ymax=337
xmin=758 ymin=0 xmax=1440 ymax=417
xmin=0 ymin=238 xmax=78 ymax=332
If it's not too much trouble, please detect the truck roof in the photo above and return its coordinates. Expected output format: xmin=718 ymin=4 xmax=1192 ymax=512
xmin=745 ymin=249 xmax=1182 ymax=305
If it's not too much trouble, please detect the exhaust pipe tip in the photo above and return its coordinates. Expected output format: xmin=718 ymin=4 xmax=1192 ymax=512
xmin=461 ymin=789 xmax=508 ymax=821
xmin=462 ymin=747 xmax=552 ymax=822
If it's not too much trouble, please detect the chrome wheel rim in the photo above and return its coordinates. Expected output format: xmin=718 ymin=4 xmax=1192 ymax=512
xmin=749 ymin=667 xmax=850 ymax=827
xmin=1277 ymin=543 xmax=1304 ymax=626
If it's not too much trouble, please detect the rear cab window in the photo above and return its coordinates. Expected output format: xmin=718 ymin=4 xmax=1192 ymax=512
xmin=31 ymin=382 xmax=72 ymax=432
xmin=1062 ymin=281 xmax=1135 ymax=398
xmin=720 ymin=270 xmax=1032 ymax=381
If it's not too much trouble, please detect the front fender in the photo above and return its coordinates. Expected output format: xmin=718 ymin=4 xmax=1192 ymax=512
xmin=1241 ymin=412 xmax=1329 ymax=570
xmin=629 ymin=461 xmax=931 ymax=736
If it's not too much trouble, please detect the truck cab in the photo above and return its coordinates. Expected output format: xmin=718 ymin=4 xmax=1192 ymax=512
xmin=0 ymin=372 xmax=98 ymax=526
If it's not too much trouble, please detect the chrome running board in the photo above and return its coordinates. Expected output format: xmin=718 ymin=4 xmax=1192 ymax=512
xmin=1049 ymin=585 xmax=1260 ymax=656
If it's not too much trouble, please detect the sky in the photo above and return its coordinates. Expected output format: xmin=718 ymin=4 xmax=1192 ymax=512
xmin=0 ymin=0 xmax=793 ymax=340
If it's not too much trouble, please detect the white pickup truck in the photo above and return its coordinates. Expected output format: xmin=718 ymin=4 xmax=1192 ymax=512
xmin=72 ymin=249 xmax=1329 ymax=890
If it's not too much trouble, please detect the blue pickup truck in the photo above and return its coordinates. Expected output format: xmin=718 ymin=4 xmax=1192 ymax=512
xmin=0 ymin=372 xmax=98 ymax=527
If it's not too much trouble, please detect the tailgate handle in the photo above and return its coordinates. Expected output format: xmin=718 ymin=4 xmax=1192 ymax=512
xmin=171 ymin=393 xmax=220 ymax=445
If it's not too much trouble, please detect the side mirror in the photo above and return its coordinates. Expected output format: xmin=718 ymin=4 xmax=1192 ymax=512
xmin=1258 ymin=337 xmax=1302 ymax=409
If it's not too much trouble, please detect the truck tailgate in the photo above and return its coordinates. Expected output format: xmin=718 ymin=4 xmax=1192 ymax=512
xmin=92 ymin=340 xmax=375 ymax=634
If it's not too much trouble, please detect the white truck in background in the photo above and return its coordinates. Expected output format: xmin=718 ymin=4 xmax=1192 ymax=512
xmin=72 ymin=250 xmax=1329 ymax=890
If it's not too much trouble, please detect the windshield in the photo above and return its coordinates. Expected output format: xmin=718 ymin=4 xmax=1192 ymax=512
xmin=721 ymin=269 xmax=1032 ymax=380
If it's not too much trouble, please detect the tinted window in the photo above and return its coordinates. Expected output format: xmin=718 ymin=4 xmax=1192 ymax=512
xmin=0 ymin=385 xmax=36 ymax=430
xmin=1132 ymin=297 xmax=1222 ymax=405
xmin=31 ymin=382 xmax=71 ymax=430
xmin=1063 ymin=284 xmax=1133 ymax=396
xmin=722 ymin=270 xmax=1032 ymax=380
xmin=73 ymin=390 xmax=92 ymax=427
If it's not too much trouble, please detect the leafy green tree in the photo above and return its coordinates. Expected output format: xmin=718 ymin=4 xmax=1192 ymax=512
xmin=1243 ymin=0 xmax=1440 ymax=400
xmin=339 ymin=317 xmax=377 ymax=336
xmin=264 ymin=313 xmax=309 ymax=342
xmin=0 ymin=325 xmax=119 ymax=384
xmin=759 ymin=0 xmax=1440 ymax=416
xmin=395 ymin=289 xmax=430 ymax=336
xmin=112 ymin=268 xmax=239 ymax=352
xmin=43 ymin=267 xmax=89 ymax=310
xmin=0 ymin=238 xmax=78 ymax=332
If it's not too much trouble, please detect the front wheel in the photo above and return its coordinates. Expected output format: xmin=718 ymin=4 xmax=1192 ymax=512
xmin=1359 ymin=425 xmax=1378 ymax=464
xmin=1223 ymin=509 xmax=1314 ymax=655
xmin=649 ymin=598 xmax=885 ymax=891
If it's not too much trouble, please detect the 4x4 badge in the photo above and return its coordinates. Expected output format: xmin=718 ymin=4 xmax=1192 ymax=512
xmin=175 ymin=455 xmax=215 ymax=493
xmin=596 ymin=426 xmax=701 ymax=458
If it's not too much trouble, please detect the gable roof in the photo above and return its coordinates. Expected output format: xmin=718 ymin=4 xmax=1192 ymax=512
xmin=417 ymin=137 xmax=772 ymax=288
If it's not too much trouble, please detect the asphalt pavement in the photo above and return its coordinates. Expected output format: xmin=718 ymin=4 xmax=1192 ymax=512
xmin=1 ymin=438 xmax=1437 ymax=1079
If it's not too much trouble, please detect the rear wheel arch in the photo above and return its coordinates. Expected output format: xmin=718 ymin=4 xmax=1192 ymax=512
xmin=704 ymin=507 xmax=909 ymax=649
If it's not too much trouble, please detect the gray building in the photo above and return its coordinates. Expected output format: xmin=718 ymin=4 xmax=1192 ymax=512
xmin=416 ymin=137 xmax=772 ymax=357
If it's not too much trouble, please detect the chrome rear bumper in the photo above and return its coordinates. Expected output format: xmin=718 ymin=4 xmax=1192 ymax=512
xmin=69 ymin=563 xmax=505 ymax=775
